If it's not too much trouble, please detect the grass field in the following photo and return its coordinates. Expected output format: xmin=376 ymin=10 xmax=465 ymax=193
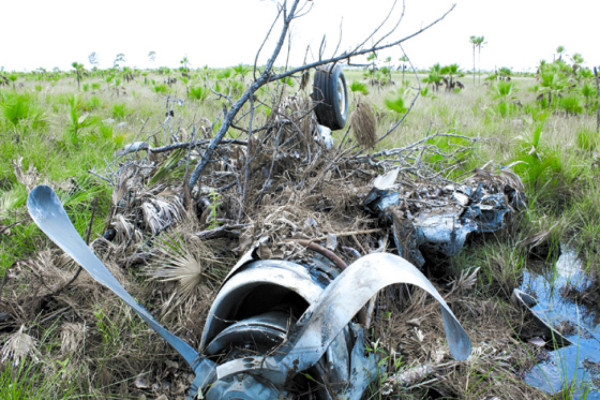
xmin=1 ymin=60 xmax=599 ymax=398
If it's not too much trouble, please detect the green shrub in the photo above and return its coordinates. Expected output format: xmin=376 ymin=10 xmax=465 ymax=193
xmin=153 ymin=83 xmax=167 ymax=94
xmin=384 ymin=93 xmax=407 ymax=114
xmin=188 ymin=85 xmax=209 ymax=102
xmin=110 ymin=102 xmax=129 ymax=120
xmin=576 ymin=128 xmax=598 ymax=151
xmin=350 ymin=81 xmax=369 ymax=95
xmin=0 ymin=92 xmax=45 ymax=130
xmin=559 ymin=94 xmax=583 ymax=116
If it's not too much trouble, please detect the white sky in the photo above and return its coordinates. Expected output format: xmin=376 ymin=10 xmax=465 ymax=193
xmin=2 ymin=0 xmax=599 ymax=73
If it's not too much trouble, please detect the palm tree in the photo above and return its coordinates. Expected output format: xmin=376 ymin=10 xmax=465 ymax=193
xmin=469 ymin=36 xmax=478 ymax=84
xmin=398 ymin=56 xmax=408 ymax=84
xmin=71 ymin=61 xmax=85 ymax=90
xmin=571 ymin=53 xmax=584 ymax=76
xmin=114 ymin=53 xmax=126 ymax=69
xmin=538 ymin=62 xmax=568 ymax=107
xmin=470 ymin=36 xmax=485 ymax=84
xmin=555 ymin=45 xmax=565 ymax=61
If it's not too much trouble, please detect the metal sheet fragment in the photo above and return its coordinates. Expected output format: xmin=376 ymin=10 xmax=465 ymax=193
xmin=364 ymin=171 xmax=525 ymax=266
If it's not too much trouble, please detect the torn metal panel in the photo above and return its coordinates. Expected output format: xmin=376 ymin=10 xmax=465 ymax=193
xmin=512 ymin=288 xmax=573 ymax=349
xmin=365 ymin=170 xmax=525 ymax=266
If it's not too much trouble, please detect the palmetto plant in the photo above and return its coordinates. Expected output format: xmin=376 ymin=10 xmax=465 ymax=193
xmin=0 ymin=92 xmax=45 ymax=133
xmin=424 ymin=63 xmax=443 ymax=92
xmin=350 ymin=81 xmax=369 ymax=95
xmin=64 ymin=95 xmax=95 ymax=146
xmin=232 ymin=64 xmax=252 ymax=82
xmin=559 ymin=94 xmax=583 ymax=116
xmin=188 ymin=85 xmax=210 ymax=103
xmin=538 ymin=62 xmax=569 ymax=107
xmin=491 ymin=80 xmax=516 ymax=116
xmin=384 ymin=91 xmax=407 ymax=115
xmin=580 ymin=82 xmax=596 ymax=109
xmin=441 ymin=63 xmax=462 ymax=91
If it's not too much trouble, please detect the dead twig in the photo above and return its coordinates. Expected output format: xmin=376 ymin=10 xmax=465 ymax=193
xmin=0 ymin=219 xmax=27 ymax=235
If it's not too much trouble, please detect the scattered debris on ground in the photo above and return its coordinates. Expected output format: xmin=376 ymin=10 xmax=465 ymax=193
xmin=1 ymin=84 xmax=544 ymax=399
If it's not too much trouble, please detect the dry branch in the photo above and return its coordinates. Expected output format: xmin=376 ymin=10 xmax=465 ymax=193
xmin=187 ymin=0 xmax=456 ymax=191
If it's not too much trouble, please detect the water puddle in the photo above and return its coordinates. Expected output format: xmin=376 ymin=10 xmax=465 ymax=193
xmin=520 ymin=244 xmax=600 ymax=398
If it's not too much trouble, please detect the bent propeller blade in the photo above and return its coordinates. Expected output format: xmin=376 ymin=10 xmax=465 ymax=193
xmin=27 ymin=185 xmax=212 ymax=377
xmin=278 ymin=252 xmax=471 ymax=374
xmin=216 ymin=252 xmax=471 ymax=385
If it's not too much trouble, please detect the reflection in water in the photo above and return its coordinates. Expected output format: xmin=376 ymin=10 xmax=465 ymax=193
xmin=521 ymin=245 xmax=600 ymax=399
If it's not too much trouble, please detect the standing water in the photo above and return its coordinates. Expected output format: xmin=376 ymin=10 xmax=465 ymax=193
xmin=520 ymin=244 xmax=600 ymax=398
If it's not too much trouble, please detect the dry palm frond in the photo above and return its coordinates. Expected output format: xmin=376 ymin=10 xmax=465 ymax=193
xmin=299 ymin=69 xmax=310 ymax=91
xmin=60 ymin=322 xmax=86 ymax=358
xmin=1 ymin=325 xmax=39 ymax=366
xmin=447 ymin=266 xmax=480 ymax=295
xmin=151 ymin=234 xmax=220 ymax=297
xmin=277 ymin=94 xmax=315 ymax=147
xmin=13 ymin=156 xmax=41 ymax=192
xmin=112 ymin=213 xmax=141 ymax=244
xmin=111 ymin=165 xmax=137 ymax=206
xmin=498 ymin=168 xmax=525 ymax=192
xmin=384 ymin=363 xmax=434 ymax=389
xmin=350 ymin=100 xmax=377 ymax=149
xmin=27 ymin=249 xmax=73 ymax=292
xmin=141 ymin=195 xmax=184 ymax=235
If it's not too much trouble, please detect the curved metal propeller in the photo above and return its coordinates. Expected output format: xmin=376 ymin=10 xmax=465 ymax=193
xmin=27 ymin=185 xmax=215 ymax=390
xmin=215 ymin=252 xmax=472 ymax=386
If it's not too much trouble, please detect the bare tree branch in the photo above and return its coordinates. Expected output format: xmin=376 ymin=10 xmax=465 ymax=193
xmin=269 ymin=3 xmax=455 ymax=84
xmin=188 ymin=0 xmax=301 ymax=190
xmin=373 ymin=0 xmax=406 ymax=48
xmin=373 ymin=44 xmax=421 ymax=145
xmin=351 ymin=0 xmax=399 ymax=52
xmin=187 ymin=0 xmax=456 ymax=191
xmin=253 ymin=3 xmax=284 ymax=81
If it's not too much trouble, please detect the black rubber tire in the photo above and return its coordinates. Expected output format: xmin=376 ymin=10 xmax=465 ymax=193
xmin=312 ymin=64 xmax=348 ymax=130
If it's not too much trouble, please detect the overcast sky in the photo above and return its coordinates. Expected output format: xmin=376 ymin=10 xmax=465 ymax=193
xmin=2 ymin=0 xmax=599 ymax=73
